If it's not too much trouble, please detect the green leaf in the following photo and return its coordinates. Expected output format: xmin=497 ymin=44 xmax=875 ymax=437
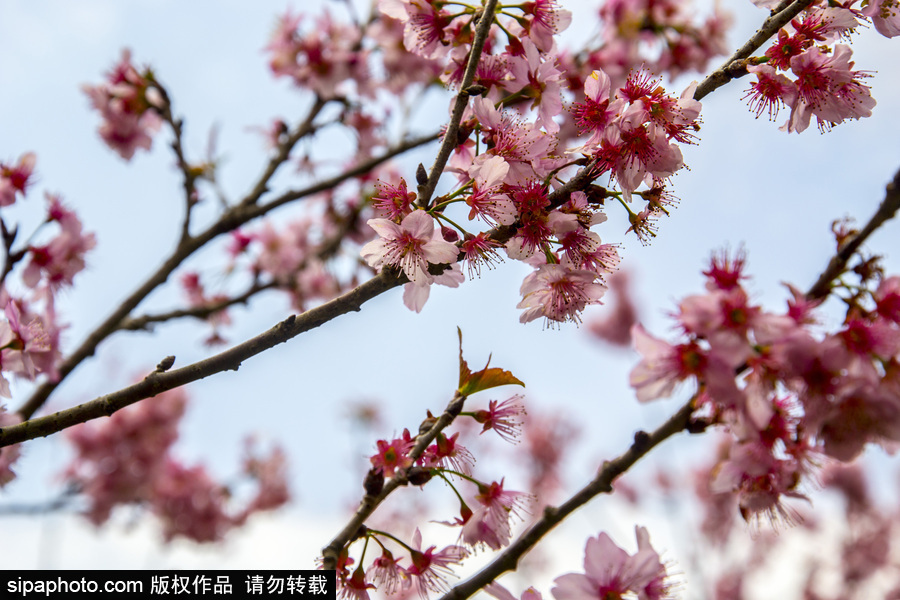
xmin=457 ymin=327 xmax=524 ymax=396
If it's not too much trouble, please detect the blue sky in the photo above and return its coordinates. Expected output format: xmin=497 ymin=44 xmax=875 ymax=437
xmin=1 ymin=0 xmax=899 ymax=590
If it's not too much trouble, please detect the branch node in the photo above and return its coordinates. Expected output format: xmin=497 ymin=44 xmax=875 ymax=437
xmin=687 ymin=417 xmax=711 ymax=434
xmin=463 ymin=84 xmax=487 ymax=97
xmin=154 ymin=355 xmax=176 ymax=373
xmin=363 ymin=467 xmax=384 ymax=497
xmin=632 ymin=429 xmax=651 ymax=452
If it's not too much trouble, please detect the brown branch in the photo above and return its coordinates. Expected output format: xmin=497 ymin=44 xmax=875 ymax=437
xmin=418 ymin=0 xmax=500 ymax=210
xmin=0 ymin=269 xmax=406 ymax=448
xmin=258 ymin=132 xmax=441 ymax=215
xmin=14 ymin=130 xmax=439 ymax=421
xmin=320 ymin=391 xmax=468 ymax=570
xmin=153 ymin=82 xmax=200 ymax=245
xmin=118 ymin=280 xmax=277 ymax=332
xmin=806 ymin=165 xmax=900 ymax=300
xmin=238 ymin=96 xmax=329 ymax=207
xmin=693 ymin=0 xmax=815 ymax=101
xmin=437 ymin=399 xmax=697 ymax=600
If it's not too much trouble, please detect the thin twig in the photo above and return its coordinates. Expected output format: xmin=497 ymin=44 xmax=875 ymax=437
xmin=154 ymin=82 xmax=200 ymax=245
xmin=806 ymin=166 xmax=900 ymax=300
xmin=417 ymin=0 xmax=500 ymax=210
xmin=118 ymin=280 xmax=276 ymax=332
xmin=693 ymin=0 xmax=815 ymax=101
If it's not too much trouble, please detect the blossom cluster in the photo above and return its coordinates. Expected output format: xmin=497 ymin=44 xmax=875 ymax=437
xmin=0 ymin=153 xmax=94 ymax=482
xmin=0 ymin=155 xmax=94 ymax=393
xmin=742 ymin=0 xmax=897 ymax=132
xmin=630 ymin=249 xmax=900 ymax=525
xmin=355 ymin=0 xmax=708 ymax=323
xmin=333 ymin=394 xmax=531 ymax=598
xmin=360 ymin=58 xmax=701 ymax=323
xmin=82 ymin=49 xmax=163 ymax=160
xmin=551 ymin=527 xmax=675 ymax=600
xmin=62 ymin=386 xmax=289 ymax=543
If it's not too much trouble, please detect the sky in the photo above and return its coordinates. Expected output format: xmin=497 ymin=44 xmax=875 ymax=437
xmin=1 ymin=0 xmax=900 ymax=595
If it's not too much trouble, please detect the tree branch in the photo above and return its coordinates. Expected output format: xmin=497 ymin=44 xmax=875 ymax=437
xmin=14 ymin=130 xmax=439 ymax=421
xmin=418 ymin=0 xmax=500 ymax=210
xmin=694 ymin=0 xmax=815 ymax=101
xmin=320 ymin=391 xmax=468 ymax=570
xmin=806 ymin=165 xmax=900 ymax=300
xmin=117 ymin=280 xmax=276 ymax=332
xmin=437 ymin=399 xmax=697 ymax=600
xmin=0 ymin=269 xmax=406 ymax=448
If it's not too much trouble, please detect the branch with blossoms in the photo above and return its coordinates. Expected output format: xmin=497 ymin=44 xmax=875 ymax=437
xmin=0 ymin=0 xmax=899 ymax=566
xmin=5 ymin=0 xmax=891 ymax=432
xmin=11 ymin=101 xmax=440 ymax=421
xmin=0 ymin=269 xmax=405 ymax=447
xmin=318 ymin=161 xmax=900 ymax=599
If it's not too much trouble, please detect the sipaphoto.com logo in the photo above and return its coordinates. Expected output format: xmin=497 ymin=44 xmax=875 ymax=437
xmin=7 ymin=576 xmax=142 ymax=597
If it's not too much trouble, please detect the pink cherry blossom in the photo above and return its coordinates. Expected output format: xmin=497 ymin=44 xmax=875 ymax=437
xmin=372 ymin=178 xmax=417 ymax=222
xmin=596 ymin=103 xmax=684 ymax=196
xmin=461 ymin=233 xmax=504 ymax=278
xmin=0 ymin=408 xmax=21 ymax=487
xmin=472 ymin=395 xmax=526 ymax=443
xmin=522 ymin=0 xmax=573 ymax=52
xmin=505 ymin=40 xmax=565 ymax=133
xmin=517 ymin=263 xmax=607 ymax=326
xmin=236 ymin=440 xmax=291 ymax=519
xmin=861 ymin=0 xmax=900 ymax=38
xmin=339 ymin=567 xmax=376 ymax=600
xmin=421 ymin=431 xmax=474 ymax=474
xmin=151 ymin=459 xmax=233 ymax=543
xmin=552 ymin=526 xmax=673 ymax=600
xmin=370 ymin=429 xmax=415 ymax=477
xmin=265 ymin=10 xmax=371 ymax=98
xmin=0 ymin=299 xmax=54 ymax=388
xmin=466 ymin=155 xmax=516 ymax=226
xmin=378 ymin=0 xmax=453 ymax=60
xmin=361 ymin=210 xmax=459 ymax=284
xmin=366 ymin=549 xmax=406 ymax=595
xmin=82 ymin=49 xmax=162 ymax=160
xmin=629 ymin=323 xmax=742 ymax=405
xmin=461 ymin=479 xmax=532 ymax=550
xmin=402 ymin=262 xmax=465 ymax=312
xmin=406 ymin=528 xmax=468 ymax=595
xmin=22 ymin=195 xmax=96 ymax=291
xmin=572 ymin=69 xmax=625 ymax=146
xmin=783 ymin=45 xmax=875 ymax=133
xmin=63 ymin=386 xmax=187 ymax=525
xmin=0 ymin=152 xmax=36 ymax=206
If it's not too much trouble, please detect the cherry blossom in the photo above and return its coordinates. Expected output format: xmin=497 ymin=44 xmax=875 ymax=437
xmin=461 ymin=479 xmax=532 ymax=550
xmin=0 ymin=408 xmax=21 ymax=487
xmin=552 ymin=526 xmax=674 ymax=600
xmin=406 ymin=528 xmax=468 ymax=595
xmin=370 ymin=429 xmax=415 ymax=477
xmin=361 ymin=210 xmax=459 ymax=284
xmin=22 ymin=194 xmax=96 ymax=291
xmin=517 ymin=263 xmax=607 ymax=326
xmin=471 ymin=395 xmax=526 ymax=443
xmin=0 ymin=152 xmax=36 ymax=206
xmin=861 ymin=0 xmax=900 ymax=38
xmin=82 ymin=49 xmax=162 ymax=160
